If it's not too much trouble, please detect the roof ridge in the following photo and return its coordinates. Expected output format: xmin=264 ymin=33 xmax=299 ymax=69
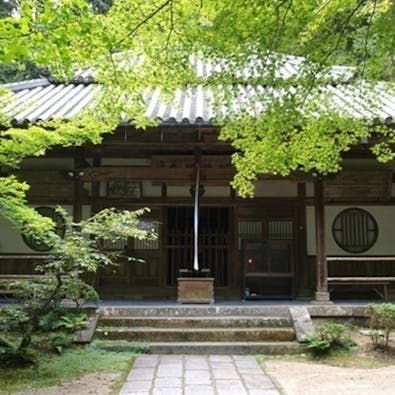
xmin=3 ymin=78 xmax=52 ymax=92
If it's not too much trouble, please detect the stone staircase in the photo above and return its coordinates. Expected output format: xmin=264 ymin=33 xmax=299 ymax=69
xmin=95 ymin=305 xmax=305 ymax=354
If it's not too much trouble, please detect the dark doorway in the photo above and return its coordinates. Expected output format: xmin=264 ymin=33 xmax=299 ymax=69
xmin=239 ymin=214 xmax=296 ymax=298
xmin=166 ymin=207 xmax=230 ymax=287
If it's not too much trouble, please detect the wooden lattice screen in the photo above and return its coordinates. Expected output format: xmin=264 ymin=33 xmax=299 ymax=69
xmin=166 ymin=207 xmax=230 ymax=287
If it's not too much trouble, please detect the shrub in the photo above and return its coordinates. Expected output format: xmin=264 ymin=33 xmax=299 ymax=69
xmin=0 ymin=207 xmax=156 ymax=366
xmin=306 ymin=322 xmax=356 ymax=355
xmin=55 ymin=312 xmax=88 ymax=332
xmin=367 ymin=303 xmax=395 ymax=350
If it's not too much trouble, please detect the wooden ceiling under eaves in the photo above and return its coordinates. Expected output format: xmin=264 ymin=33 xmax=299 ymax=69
xmin=324 ymin=170 xmax=393 ymax=201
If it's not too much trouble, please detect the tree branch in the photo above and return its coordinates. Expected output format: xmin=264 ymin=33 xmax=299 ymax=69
xmin=359 ymin=0 xmax=378 ymax=84
xmin=117 ymin=0 xmax=173 ymax=46
xmin=164 ymin=0 xmax=175 ymax=53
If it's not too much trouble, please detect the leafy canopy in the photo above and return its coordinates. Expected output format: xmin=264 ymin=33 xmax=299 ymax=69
xmin=0 ymin=0 xmax=394 ymax=231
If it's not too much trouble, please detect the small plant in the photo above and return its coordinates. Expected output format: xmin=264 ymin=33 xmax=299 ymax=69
xmin=55 ymin=312 xmax=88 ymax=332
xmin=0 ymin=207 xmax=156 ymax=366
xmin=306 ymin=322 xmax=356 ymax=356
xmin=50 ymin=333 xmax=74 ymax=355
xmin=367 ymin=303 xmax=395 ymax=351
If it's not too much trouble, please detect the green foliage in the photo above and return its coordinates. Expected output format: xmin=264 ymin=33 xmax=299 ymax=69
xmin=38 ymin=309 xmax=62 ymax=332
xmin=367 ymin=303 xmax=395 ymax=350
xmin=0 ymin=61 xmax=42 ymax=83
xmin=221 ymin=108 xmax=371 ymax=197
xmin=60 ymin=278 xmax=99 ymax=308
xmin=50 ymin=332 xmax=74 ymax=354
xmin=55 ymin=313 xmax=88 ymax=332
xmin=0 ymin=207 xmax=155 ymax=366
xmin=0 ymin=344 xmax=36 ymax=367
xmin=0 ymin=345 xmax=134 ymax=393
xmin=306 ymin=322 xmax=356 ymax=356
xmin=0 ymin=0 xmax=393 ymax=207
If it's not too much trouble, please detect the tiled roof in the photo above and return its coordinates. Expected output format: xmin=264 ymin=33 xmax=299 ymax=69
xmin=2 ymin=57 xmax=394 ymax=126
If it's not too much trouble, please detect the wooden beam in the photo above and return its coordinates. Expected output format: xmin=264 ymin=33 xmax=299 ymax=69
xmin=80 ymin=166 xmax=314 ymax=183
xmin=80 ymin=167 xmax=235 ymax=182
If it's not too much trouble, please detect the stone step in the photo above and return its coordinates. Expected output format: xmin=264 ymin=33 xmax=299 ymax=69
xmin=94 ymin=340 xmax=305 ymax=355
xmin=98 ymin=305 xmax=291 ymax=318
xmin=95 ymin=326 xmax=296 ymax=342
xmin=98 ymin=316 xmax=292 ymax=329
xmin=149 ymin=341 xmax=305 ymax=355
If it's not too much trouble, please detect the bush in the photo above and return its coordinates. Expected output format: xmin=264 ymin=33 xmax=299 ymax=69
xmin=0 ymin=207 xmax=156 ymax=366
xmin=306 ymin=322 xmax=356 ymax=355
xmin=367 ymin=303 xmax=395 ymax=350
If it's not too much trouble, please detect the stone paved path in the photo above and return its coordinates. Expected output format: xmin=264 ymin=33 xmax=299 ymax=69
xmin=119 ymin=354 xmax=281 ymax=395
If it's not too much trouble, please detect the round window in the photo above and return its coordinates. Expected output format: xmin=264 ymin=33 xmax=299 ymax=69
xmin=332 ymin=208 xmax=378 ymax=253
xmin=22 ymin=206 xmax=66 ymax=252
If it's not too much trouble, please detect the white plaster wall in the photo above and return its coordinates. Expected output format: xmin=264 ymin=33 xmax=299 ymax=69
xmin=306 ymin=182 xmax=314 ymax=198
xmin=81 ymin=205 xmax=91 ymax=220
xmin=0 ymin=217 xmax=34 ymax=254
xmin=307 ymin=205 xmax=395 ymax=255
xmin=167 ymin=186 xmax=191 ymax=197
xmin=204 ymin=186 xmax=230 ymax=198
xmin=254 ymin=180 xmax=297 ymax=197
xmin=0 ymin=205 xmax=91 ymax=253
xmin=142 ymin=181 xmax=161 ymax=197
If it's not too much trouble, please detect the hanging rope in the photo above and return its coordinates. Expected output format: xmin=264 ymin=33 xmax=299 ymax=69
xmin=193 ymin=160 xmax=200 ymax=271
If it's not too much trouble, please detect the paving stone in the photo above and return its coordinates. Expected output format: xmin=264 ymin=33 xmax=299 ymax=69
xmin=242 ymin=373 xmax=277 ymax=389
xmin=133 ymin=356 xmax=159 ymax=368
xmin=184 ymin=369 xmax=212 ymax=384
xmin=209 ymin=361 xmax=234 ymax=369
xmin=237 ymin=367 xmax=266 ymax=374
xmin=212 ymin=367 xmax=239 ymax=379
xmin=119 ymin=389 xmax=150 ymax=395
xmin=184 ymin=384 xmax=215 ymax=395
xmin=127 ymin=368 xmax=155 ymax=381
xmin=208 ymin=355 xmax=233 ymax=362
xmin=156 ymin=364 xmax=183 ymax=377
xmin=152 ymin=388 xmax=182 ymax=395
xmin=248 ymin=390 xmax=281 ymax=395
xmin=160 ymin=355 xmax=184 ymax=364
xmin=234 ymin=357 xmax=261 ymax=369
xmin=185 ymin=356 xmax=209 ymax=369
xmin=119 ymin=381 xmax=152 ymax=393
xmin=120 ymin=354 xmax=279 ymax=395
xmin=215 ymin=379 xmax=248 ymax=395
xmin=153 ymin=377 xmax=182 ymax=387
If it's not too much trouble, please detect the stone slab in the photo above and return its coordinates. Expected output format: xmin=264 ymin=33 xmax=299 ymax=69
xmin=289 ymin=306 xmax=314 ymax=343
xmin=120 ymin=355 xmax=281 ymax=395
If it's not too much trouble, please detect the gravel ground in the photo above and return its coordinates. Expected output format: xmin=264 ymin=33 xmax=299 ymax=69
xmin=264 ymin=360 xmax=395 ymax=395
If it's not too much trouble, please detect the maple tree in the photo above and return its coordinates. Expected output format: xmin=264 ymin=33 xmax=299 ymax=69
xmin=0 ymin=0 xmax=394 ymax=231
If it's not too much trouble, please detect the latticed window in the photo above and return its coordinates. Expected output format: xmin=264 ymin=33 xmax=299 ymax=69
xmin=268 ymin=219 xmax=294 ymax=240
xmin=332 ymin=208 xmax=378 ymax=253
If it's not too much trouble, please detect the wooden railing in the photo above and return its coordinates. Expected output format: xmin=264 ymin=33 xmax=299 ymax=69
xmin=327 ymin=256 xmax=395 ymax=300
xmin=0 ymin=255 xmax=50 ymax=295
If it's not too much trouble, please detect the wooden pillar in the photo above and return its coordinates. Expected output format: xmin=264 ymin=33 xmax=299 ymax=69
xmin=91 ymin=156 xmax=101 ymax=200
xmin=296 ymin=182 xmax=308 ymax=296
xmin=72 ymin=151 xmax=83 ymax=222
xmin=314 ymin=177 xmax=330 ymax=302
